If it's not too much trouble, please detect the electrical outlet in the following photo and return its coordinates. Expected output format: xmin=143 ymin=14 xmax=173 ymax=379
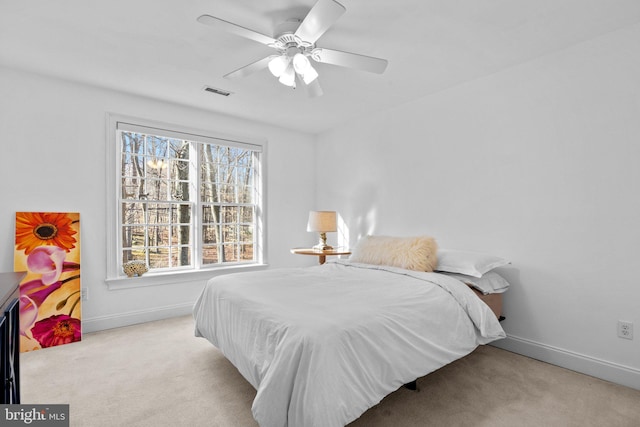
xmin=617 ymin=320 xmax=633 ymax=340
xmin=81 ymin=287 xmax=88 ymax=301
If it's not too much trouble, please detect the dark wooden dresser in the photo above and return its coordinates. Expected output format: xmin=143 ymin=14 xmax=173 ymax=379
xmin=1 ymin=271 xmax=24 ymax=404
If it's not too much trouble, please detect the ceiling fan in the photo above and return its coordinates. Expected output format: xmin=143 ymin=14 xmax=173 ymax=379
xmin=197 ymin=0 xmax=388 ymax=97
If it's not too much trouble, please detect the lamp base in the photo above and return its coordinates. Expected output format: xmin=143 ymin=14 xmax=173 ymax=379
xmin=313 ymin=232 xmax=333 ymax=251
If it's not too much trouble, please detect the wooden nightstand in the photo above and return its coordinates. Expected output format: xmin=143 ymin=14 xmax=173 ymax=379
xmin=290 ymin=248 xmax=351 ymax=265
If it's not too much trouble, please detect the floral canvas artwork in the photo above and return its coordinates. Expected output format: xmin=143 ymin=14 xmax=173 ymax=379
xmin=14 ymin=212 xmax=82 ymax=352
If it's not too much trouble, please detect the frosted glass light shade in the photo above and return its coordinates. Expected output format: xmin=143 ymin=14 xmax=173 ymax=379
xmin=302 ymin=65 xmax=318 ymax=84
xmin=268 ymin=55 xmax=289 ymax=77
xmin=293 ymin=53 xmax=311 ymax=74
xmin=279 ymin=63 xmax=296 ymax=87
xmin=307 ymin=211 xmax=337 ymax=232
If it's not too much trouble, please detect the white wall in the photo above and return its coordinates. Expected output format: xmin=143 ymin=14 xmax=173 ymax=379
xmin=0 ymin=67 xmax=317 ymax=332
xmin=316 ymin=24 xmax=640 ymax=389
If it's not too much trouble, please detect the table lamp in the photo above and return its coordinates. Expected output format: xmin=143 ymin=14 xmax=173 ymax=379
xmin=307 ymin=211 xmax=337 ymax=251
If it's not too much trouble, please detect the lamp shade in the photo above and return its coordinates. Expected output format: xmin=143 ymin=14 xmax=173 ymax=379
xmin=307 ymin=211 xmax=337 ymax=232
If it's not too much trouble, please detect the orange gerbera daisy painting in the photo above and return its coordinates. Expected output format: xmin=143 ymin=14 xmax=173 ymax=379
xmin=15 ymin=212 xmax=81 ymax=352
xmin=15 ymin=212 xmax=78 ymax=255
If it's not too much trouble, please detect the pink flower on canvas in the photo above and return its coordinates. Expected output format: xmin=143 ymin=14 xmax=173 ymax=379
xmin=31 ymin=315 xmax=81 ymax=348
xmin=19 ymin=295 xmax=39 ymax=337
xmin=27 ymin=246 xmax=67 ymax=285
xmin=20 ymin=279 xmax=64 ymax=307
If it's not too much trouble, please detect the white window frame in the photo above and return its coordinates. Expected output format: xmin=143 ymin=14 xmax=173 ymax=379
xmin=105 ymin=113 xmax=267 ymax=289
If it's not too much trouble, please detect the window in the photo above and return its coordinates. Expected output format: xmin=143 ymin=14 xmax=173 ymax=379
xmin=107 ymin=115 xmax=265 ymax=285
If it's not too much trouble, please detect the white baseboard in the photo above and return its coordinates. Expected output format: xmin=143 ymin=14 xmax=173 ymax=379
xmin=82 ymin=302 xmax=194 ymax=333
xmin=491 ymin=334 xmax=640 ymax=391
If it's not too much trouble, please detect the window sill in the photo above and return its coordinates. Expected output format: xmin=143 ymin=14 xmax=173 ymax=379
xmin=105 ymin=263 xmax=269 ymax=290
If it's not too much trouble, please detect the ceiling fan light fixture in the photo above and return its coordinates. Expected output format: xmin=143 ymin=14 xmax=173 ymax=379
xmin=198 ymin=0 xmax=389 ymax=97
xmin=292 ymin=53 xmax=311 ymax=74
xmin=279 ymin=63 xmax=296 ymax=88
xmin=301 ymin=64 xmax=319 ymax=85
xmin=268 ymin=55 xmax=290 ymax=77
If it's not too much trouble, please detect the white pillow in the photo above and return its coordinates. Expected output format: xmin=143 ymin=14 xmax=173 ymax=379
xmin=440 ymin=271 xmax=511 ymax=295
xmin=350 ymin=235 xmax=438 ymax=272
xmin=436 ymin=249 xmax=510 ymax=278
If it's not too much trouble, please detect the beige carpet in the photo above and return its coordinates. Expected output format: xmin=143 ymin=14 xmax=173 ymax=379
xmin=21 ymin=315 xmax=640 ymax=427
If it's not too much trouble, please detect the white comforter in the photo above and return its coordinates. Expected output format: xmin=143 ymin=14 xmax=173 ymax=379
xmin=193 ymin=260 xmax=505 ymax=427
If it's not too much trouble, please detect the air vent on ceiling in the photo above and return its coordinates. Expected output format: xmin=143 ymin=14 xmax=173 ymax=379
xmin=203 ymin=86 xmax=232 ymax=97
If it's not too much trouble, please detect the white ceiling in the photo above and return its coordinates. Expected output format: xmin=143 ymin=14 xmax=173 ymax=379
xmin=2 ymin=0 xmax=640 ymax=134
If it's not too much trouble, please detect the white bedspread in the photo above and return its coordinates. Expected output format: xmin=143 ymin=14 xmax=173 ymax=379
xmin=193 ymin=260 xmax=505 ymax=427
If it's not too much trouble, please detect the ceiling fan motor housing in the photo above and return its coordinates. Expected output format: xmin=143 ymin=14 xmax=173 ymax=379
xmin=272 ymin=32 xmax=315 ymax=58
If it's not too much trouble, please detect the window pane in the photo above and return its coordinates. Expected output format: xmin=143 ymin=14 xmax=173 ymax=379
xmin=237 ymin=153 xmax=251 ymax=167
xmin=171 ymin=246 xmax=191 ymax=267
xmin=240 ymin=206 xmax=253 ymax=223
xmin=122 ymin=248 xmax=146 ymax=264
xmin=169 ymin=140 xmax=189 ymax=160
xmin=171 ymin=204 xmax=191 ymax=223
xmin=239 ymin=185 xmax=253 ymax=203
xmin=121 ymin=153 xmax=143 ymax=178
xmin=145 ymin=158 xmax=168 ymax=179
xmin=202 ymin=205 xmax=219 ymax=223
xmin=172 ymin=225 xmax=191 ymax=245
xmin=236 ymin=167 xmax=251 ymax=183
xmin=122 ymin=177 xmax=142 ymax=199
xmin=122 ymin=202 xmax=146 ymax=225
xmin=239 ymin=225 xmax=253 ymax=243
xmin=218 ymin=184 xmax=235 ymax=203
xmin=223 ymin=244 xmax=238 ymax=262
xmin=122 ymin=132 xmax=143 ymax=153
xmin=200 ymin=144 xmax=220 ymax=164
xmin=148 ymin=204 xmax=169 ymax=224
xmin=169 ymin=159 xmax=190 ymax=180
xmin=200 ymin=163 xmax=217 ymax=183
xmin=202 ymin=245 xmax=219 ymax=264
xmin=148 ymin=225 xmax=169 ymax=247
xmin=219 ymin=148 xmax=231 ymax=165
xmin=218 ymin=161 xmax=234 ymax=179
xmin=170 ymin=180 xmax=190 ymax=201
xmin=201 ymin=183 xmax=216 ymax=203
xmin=202 ymin=225 xmax=218 ymax=244
xmin=220 ymin=206 xmax=237 ymax=223
xmin=122 ymin=225 xmax=146 ymax=249
xmin=145 ymin=135 xmax=168 ymax=156
xmin=223 ymin=225 xmax=238 ymax=243
xmin=240 ymin=244 xmax=253 ymax=261
xmin=145 ymin=179 xmax=169 ymax=200
xmin=148 ymin=247 xmax=170 ymax=268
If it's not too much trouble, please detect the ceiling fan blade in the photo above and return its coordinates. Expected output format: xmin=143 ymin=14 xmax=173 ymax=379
xmin=294 ymin=0 xmax=346 ymax=44
xmin=197 ymin=15 xmax=276 ymax=46
xmin=224 ymin=55 xmax=278 ymax=80
xmin=306 ymin=79 xmax=323 ymax=98
xmin=311 ymin=48 xmax=388 ymax=74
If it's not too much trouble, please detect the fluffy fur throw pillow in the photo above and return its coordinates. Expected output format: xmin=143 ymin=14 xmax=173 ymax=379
xmin=350 ymin=235 xmax=438 ymax=272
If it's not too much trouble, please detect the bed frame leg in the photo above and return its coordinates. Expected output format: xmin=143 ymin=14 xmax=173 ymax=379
xmin=404 ymin=380 xmax=417 ymax=391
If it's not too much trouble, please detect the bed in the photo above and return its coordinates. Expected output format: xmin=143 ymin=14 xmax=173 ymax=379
xmin=193 ymin=253 xmax=507 ymax=427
